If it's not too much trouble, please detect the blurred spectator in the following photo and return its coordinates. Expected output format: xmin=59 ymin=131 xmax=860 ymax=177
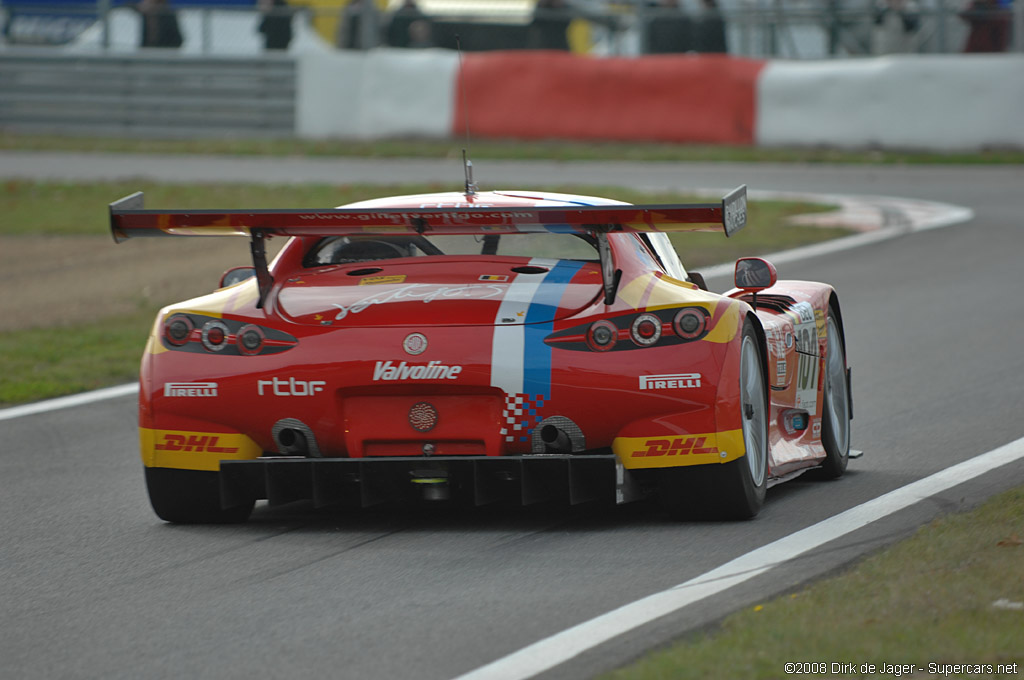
xmin=872 ymin=0 xmax=919 ymax=54
xmin=337 ymin=0 xmax=381 ymax=50
xmin=137 ymin=0 xmax=182 ymax=48
xmin=645 ymin=0 xmax=694 ymax=53
xmin=527 ymin=0 xmax=572 ymax=50
xmin=959 ymin=0 xmax=1012 ymax=52
xmin=693 ymin=0 xmax=727 ymax=53
xmin=387 ymin=0 xmax=430 ymax=48
xmin=407 ymin=19 xmax=434 ymax=48
xmin=258 ymin=0 xmax=294 ymax=51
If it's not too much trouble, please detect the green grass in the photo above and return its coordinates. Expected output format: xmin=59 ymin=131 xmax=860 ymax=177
xmin=1 ymin=180 xmax=837 ymax=406
xmin=0 ymin=309 xmax=154 ymax=406
xmin=605 ymin=487 xmax=1024 ymax=680
xmin=2 ymin=180 xmax=839 ymax=268
xmin=4 ymin=131 xmax=1024 ymax=165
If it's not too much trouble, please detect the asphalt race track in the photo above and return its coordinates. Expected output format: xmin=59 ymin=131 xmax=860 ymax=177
xmin=2 ymin=154 xmax=1024 ymax=680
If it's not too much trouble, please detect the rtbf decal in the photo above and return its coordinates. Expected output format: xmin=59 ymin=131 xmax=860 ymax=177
xmin=631 ymin=436 xmax=717 ymax=457
xmin=257 ymin=377 xmax=326 ymax=396
xmin=154 ymin=434 xmax=238 ymax=453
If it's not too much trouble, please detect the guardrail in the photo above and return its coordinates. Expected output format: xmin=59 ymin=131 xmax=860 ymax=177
xmin=0 ymin=50 xmax=295 ymax=136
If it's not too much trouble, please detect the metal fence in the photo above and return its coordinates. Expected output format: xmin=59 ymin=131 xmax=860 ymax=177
xmin=0 ymin=50 xmax=295 ymax=135
xmin=1 ymin=0 xmax=1021 ymax=58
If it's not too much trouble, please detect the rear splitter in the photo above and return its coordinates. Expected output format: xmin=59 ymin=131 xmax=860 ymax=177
xmin=220 ymin=454 xmax=648 ymax=509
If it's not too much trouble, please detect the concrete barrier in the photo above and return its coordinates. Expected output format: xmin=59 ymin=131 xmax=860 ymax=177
xmin=453 ymin=51 xmax=765 ymax=144
xmin=295 ymin=50 xmax=1023 ymax=151
xmin=297 ymin=48 xmax=459 ymax=139
xmin=4 ymin=48 xmax=1018 ymax=150
xmin=757 ymin=55 xmax=1024 ymax=151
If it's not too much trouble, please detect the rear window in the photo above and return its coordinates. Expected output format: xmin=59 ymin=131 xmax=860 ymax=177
xmin=304 ymin=233 xmax=599 ymax=267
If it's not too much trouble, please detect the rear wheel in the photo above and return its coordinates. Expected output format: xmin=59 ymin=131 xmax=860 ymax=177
xmin=659 ymin=320 xmax=768 ymax=520
xmin=145 ymin=467 xmax=254 ymax=524
xmin=814 ymin=303 xmax=851 ymax=479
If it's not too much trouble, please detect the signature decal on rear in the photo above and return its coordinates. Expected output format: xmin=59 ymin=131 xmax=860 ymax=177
xmin=373 ymin=360 xmax=462 ymax=381
xmin=332 ymin=283 xmax=505 ymax=320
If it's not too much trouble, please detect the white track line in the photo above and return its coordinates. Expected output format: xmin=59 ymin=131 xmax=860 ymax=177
xmin=0 ymin=193 xmax=989 ymax=679
xmin=0 ymin=383 xmax=137 ymax=422
xmin=453 ymin=435 xmax=1024 ymax=680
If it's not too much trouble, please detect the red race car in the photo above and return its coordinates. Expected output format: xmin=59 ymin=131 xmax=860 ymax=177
xmin=110 ymin=181 xmax=852 ymax=523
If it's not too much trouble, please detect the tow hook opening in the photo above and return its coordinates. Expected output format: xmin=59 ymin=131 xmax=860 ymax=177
xmin=410 ymin=469 xmax=450 ymax=501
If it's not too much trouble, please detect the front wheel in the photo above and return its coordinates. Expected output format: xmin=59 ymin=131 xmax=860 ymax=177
xmin=145 ymin=467 xmax=254 ymax=524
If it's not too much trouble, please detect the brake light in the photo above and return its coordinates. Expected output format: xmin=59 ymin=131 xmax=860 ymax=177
xmin=586 ymin=320 xmax=618 ymax=352
xmin=164 ymin=315 xmax=194 ymax=346
xmin=158 ymin=313 xmax=297 ymax=356
xmin=630 ymin=313 xmax=662 ymax=347
xmin=201 ymin=320 xmax=230 ymax=352
xmin=237 ymin=325 xmax=265 ymax=355
xmin=673 ymin=308 xmax=708 ymax=339
xmin=544 ymin=306 xmax=714 ymax=352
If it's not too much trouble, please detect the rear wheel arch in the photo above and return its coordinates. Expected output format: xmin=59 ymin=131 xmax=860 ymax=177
xmin=826 ymin=291 xmax=847 ymax=351
xmin=744 ymin=311 xmax=771 ymax=399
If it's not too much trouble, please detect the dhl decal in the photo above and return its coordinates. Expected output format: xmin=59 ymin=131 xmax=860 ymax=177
xmin=631 ymin=436 xmax=717 ymax=457
xmin=614 ymin=429 xmax=745 ymax=469
xmin=155 ymin=434 xmax=238 ymax=453
xmin=140 ymin=428 xmax=261 ymax=471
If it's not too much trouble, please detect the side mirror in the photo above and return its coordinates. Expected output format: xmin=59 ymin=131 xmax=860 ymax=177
xmin=220 ymin=266 xmax=256 ymax=288
xmin=734 ymin=257 xmax=777 ymax=292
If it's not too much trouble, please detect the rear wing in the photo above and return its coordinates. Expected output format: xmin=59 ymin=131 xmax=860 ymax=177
xmin=109 ymin=186 xmax=746 ymax=308
xmin=108 ymin=186 xmax=747 ymax=242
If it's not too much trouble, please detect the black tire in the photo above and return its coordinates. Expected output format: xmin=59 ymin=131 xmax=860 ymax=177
xmin=813 ymin=301 xmax=851 ymax=480
xmin=659 ymin=320 xmax=769 ymax=520
xmin=145 ymin=467 xmax=254 ymax=524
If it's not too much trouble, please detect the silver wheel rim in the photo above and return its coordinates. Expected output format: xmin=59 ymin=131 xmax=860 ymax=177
xmin=740 ymin=334 xmax=767 ymax=486
xmin=824 ymin=315 xmax=850 ymax=454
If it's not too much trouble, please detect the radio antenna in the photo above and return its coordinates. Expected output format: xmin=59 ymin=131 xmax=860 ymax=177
xmin=455 ymin=34 xmax=477 ymax=196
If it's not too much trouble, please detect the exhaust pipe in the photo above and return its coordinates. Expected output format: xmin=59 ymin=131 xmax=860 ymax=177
xmin=272 ymin=418 xmax=320 ymax=457
xmin=541 ymin=424 xmax=573 ymax=453
xmin=531 ymin=416 xmax=586 ymax=453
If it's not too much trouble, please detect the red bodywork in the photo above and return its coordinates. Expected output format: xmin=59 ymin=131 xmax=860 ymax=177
xmin=113 ymin=188 xmax=846 ymax=511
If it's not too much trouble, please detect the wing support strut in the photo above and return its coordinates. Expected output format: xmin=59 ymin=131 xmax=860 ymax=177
xmin=250 ymin=230 xmax=274 ymax=309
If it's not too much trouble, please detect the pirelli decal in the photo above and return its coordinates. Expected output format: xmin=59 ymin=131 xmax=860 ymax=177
xmin=613 ymin=429 xmax=746 ymax=469
xmin=140 ymin=428 xmax=261 ymax=471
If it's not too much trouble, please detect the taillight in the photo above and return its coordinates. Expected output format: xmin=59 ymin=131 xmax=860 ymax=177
xmin=673 ymin=308 xmax=708 ymax=339
xmin=164 ymin=315 xmax=194 ymax=346
xmin=237 ymin=325 xmax=265 ymax=355
xmin=586 ymin=320 xmax=618 ymax=352
xmin=201 ymin=320 xmax=230 ymax=352
xmin=544 ymin=306 xmax=714 ymax=353
xmin=630 ymin=313 xmax=662 ymax=347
